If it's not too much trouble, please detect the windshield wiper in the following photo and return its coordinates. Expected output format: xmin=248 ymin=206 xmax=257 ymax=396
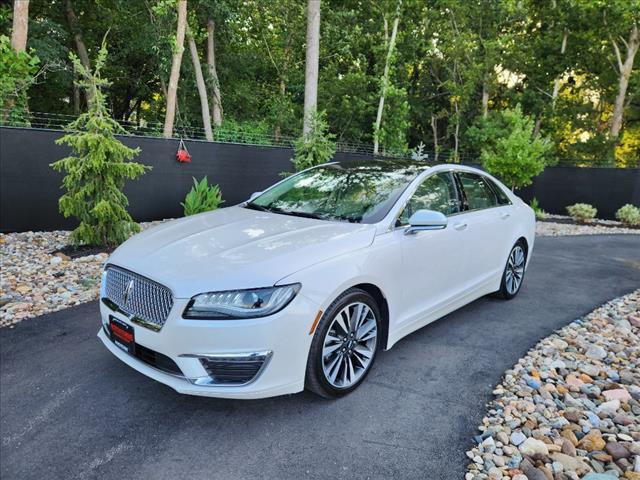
xmin=245 ymin=202 xmax=328 ymax=220
xmin=244 ymin=202 xmax=270 ymax=212
xmin=276 ymin=210 xmax=328 ymax=220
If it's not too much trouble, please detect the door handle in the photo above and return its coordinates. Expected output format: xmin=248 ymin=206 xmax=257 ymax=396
xmin=500 ymin=212 xmax=511 ymax=219
xmin=453 ymin=222 xmax=467 ymax=231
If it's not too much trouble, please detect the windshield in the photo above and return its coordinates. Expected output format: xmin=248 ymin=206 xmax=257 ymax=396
xmin=245 ymin=162 xmax=426 ymax=223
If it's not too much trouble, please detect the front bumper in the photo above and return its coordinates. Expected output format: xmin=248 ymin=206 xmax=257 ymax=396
xmin=98 ymin=293 xmax=320 ymax=399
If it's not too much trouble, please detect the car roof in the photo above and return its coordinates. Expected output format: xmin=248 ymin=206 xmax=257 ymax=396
xmin=326 ymin=159 xmax=486 ymax=179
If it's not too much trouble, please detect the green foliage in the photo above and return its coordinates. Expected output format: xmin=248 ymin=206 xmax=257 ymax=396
xmin=529 ymin=197 xmax=547 ymax=220
xmin=50 ymin=40 xmax=150 ymax=247
xmin=213 ymin=118 xmax=273 ymax=145
xmin=567 ymin=203 xmax=597 ymax=223
xmin=0 ymin=35 xmax=40 ymax=124
xmin=472 ymin=105 xmax=552 ymax=190
xmin=15 ymin=0 xmax=640 ymax=165
xmin=181 ymin=176 xmax=223 ymax=216
xmin=615 ymin=204 xmax=640 ymax=227
xmin=291 ymin=110 xmax=336 ymax=171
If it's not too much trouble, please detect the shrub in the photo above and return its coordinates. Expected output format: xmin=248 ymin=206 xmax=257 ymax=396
xmin=469 ymin=105 xmax=552 ymax=191
xmin=566 ymin=203 xmax=597 ymax=223
xmin=0 ymin=35 xmax=40 ymax=124
xmin=615 ymin=204 xmax=640 ymax=227
xmin=529 ymin=197 xmax=547 ymax=220
xmin=181 ymin=176 xmax=223 ymax=216
xmin=50 ymin=40 xmax=150 ymax=247
xmin=291 ymin=110 xmax=336 ymax=172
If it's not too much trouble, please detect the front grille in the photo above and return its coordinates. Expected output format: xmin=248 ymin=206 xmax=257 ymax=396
xmin=200 ymin=354 xmax=269 ymax=385
xmin=104 ymin=266 xmax=173 ymax=330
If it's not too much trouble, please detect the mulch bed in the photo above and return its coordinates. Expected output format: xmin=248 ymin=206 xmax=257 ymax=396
xmin=52 ymin=244 xmax=115 ymax=259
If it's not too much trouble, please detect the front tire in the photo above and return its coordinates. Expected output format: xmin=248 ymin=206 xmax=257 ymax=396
xmin=305 ymin=288 xmax=381 ymax=398
xmin=495 ymin=241 xmax=527 ymax=300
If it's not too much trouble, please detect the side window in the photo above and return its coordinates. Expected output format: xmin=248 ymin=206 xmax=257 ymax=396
xmin=484 ymin=177 xmax=511 ymax=205
xmin=398 ymin=173 xmax=459 ymax=225
xmin=457 ymin=172 xmax=499 ymax=211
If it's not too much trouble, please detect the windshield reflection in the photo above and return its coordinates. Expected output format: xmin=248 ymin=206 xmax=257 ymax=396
xmin=246 ymin=162 xmax=428 ymax=224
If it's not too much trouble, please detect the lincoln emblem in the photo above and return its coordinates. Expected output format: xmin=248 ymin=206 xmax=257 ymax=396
xmin=123 ymin=279 xmax=134 ymax=305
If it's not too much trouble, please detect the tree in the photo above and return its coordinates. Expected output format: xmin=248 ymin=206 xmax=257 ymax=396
xmin=472 ymin=105 xmax=552 ymax=190
xmin=51 ymin=40 xmax=150 ymax=247
xmin=609 ymin=21 xmax=639 ymax=140
xmin=163 ymin=0 xmax=188 ymax=138
xmin=292 ymin=110 xmax=336 ymax=171
xmin=0 ymin=34 xmax=39 ymax=123
xmin=65 ymin=0 xmax=92 ymax=104
xmin=11 ymin=0 xmax=29 ymax=53
xmin=373 ymin=0 xmax=401 ymax=155
xmin=303 ymin=0 xmax=321 ymax=138
xmin=187 ymin=26 xmax=213 ymax=140
xmin=206 ymin=17 xmax=222 ymax=126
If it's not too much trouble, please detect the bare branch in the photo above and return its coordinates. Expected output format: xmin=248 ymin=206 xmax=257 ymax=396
xmin=610 ymin=35 xmax=624 ymax=73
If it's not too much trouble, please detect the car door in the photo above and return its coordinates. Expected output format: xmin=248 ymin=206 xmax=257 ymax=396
xmin=393 ymin=171 xmax=470 ymax=326
xmin=454 ymin=171 xmax=513 ymax=289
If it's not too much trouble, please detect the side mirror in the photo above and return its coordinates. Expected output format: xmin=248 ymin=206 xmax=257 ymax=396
xmin=405 ymin=209 xmax=447 ymax=235
xmin=249 ymin=191 xmax=262 ymax=201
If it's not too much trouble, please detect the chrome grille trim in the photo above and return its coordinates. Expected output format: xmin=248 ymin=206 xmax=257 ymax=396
xmin=104 ymin=266 xmax=174 ymax=331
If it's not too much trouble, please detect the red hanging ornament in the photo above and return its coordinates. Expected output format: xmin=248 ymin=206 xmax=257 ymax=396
xmin=176 ymin=139 xmax=192 ymax=163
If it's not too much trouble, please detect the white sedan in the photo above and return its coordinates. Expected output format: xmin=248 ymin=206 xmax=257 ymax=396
xmin=99 ymin=161 xmax=535 ymax=399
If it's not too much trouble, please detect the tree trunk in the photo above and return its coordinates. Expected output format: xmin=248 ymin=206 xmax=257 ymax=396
xmin=302 ymin=0 xmax=321 ymax=138
xmin=275 ymin=35 xmax=292 ymax=142
xmin=373 ymin=2 xmax=401 ymax=155
xmin=453 ymin=100 xmax=460 ymax=162
xmin=481 ymin=82 xmax=489 ymax=119
xmin=187 ymin=30 xmax=213 ymax=141
xmin=206 ymin=17 xmax=222 ymax=126
xmin=551 ymin=30 xmax=568 ymax=109
xmin=65 ymin=0 xmax=93 ymax=103
xmin=532 ymin=114 xmax=543 ymax=138
xmin=610 ymin=23 xmax=639 ymax=140
xmin=431 ymin=114 xmax=438 ymax=162
xmin=163 ymin=0 xmax=188 ymax=139
xmin=11 ymin=0 xmax=29 ymax=53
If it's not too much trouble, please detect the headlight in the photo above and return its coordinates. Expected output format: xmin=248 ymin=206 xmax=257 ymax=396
xmin=183 ymin=284 xmax=301 ymax=319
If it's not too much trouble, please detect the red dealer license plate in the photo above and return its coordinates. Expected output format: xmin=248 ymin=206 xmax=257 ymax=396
xmin=109 ymin=316 xmax=135 ymax=354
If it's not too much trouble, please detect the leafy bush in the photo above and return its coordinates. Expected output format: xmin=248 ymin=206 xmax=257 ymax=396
xmin=0 ymin=35 xmax=40 ymax=124
xmin=181 ymin=176 xmax=223 ymax=216
xmin=529 ymin=197 xmax=547 ymax=220
xmin=291 ymin=110 xmax=336 ymax=172
xmin=469 ymin=105 xmax=552 ymax=190
xmin=566 ymin=203 xmax=597 ymax=223
xmin=50 ymin=41 xmax=150 ymax=247
xmin=213 ymin=118 xmax=273 ymax=145
xmin=615 ymin=204 xmax=640 ymax=227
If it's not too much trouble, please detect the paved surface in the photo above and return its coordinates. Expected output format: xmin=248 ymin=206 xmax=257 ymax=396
xmin=1 ymin=235 xmax=639 ymax=480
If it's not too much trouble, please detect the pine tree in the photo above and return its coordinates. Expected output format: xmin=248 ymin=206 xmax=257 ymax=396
xmin=51 ymin=40 xmax=150 ymax=247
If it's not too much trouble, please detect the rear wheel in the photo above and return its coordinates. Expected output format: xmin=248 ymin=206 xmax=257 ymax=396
xmin=495 ymin=241 xmax=527 ymax=300
xmin=305 ymin=288 xmax=381 ymax=398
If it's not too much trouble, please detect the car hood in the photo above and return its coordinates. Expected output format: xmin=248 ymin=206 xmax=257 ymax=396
xmin=108 ymin=206 xmax=376 ymax=298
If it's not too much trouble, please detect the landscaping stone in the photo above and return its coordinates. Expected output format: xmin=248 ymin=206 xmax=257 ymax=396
xmin=536 ymin=215 xmax=640 ymax=237
xmin=0 ymin=221 xmax=167 ymax=327
xmin=465 ymin=290 xmax=640 ymax=479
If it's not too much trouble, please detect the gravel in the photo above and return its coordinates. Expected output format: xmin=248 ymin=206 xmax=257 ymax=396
xmin=0 ymin=222 xmax=165 ymax=328
xmin=536 ymin=215 xmax=639 ymax=237
xmin=465 ymin=290 xmax=640 ymax=480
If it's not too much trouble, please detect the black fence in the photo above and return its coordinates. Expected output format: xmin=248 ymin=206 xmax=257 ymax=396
xmin=1 ymin=126 xmax=639 ymax=232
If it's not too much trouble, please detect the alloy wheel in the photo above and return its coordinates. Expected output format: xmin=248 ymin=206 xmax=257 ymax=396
xmin=321 ymin=302 xmax=377 ymax=389
xmin=505 ymin=245 xmax=525 ymax=294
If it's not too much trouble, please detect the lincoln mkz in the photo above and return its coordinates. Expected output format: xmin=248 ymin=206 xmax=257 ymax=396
xmin=99 ymin=160 xmax=535 ymax=399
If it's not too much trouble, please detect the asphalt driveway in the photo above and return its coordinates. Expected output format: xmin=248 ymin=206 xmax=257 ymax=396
xmin=1 ymin=235 xmax=639 ymax=480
